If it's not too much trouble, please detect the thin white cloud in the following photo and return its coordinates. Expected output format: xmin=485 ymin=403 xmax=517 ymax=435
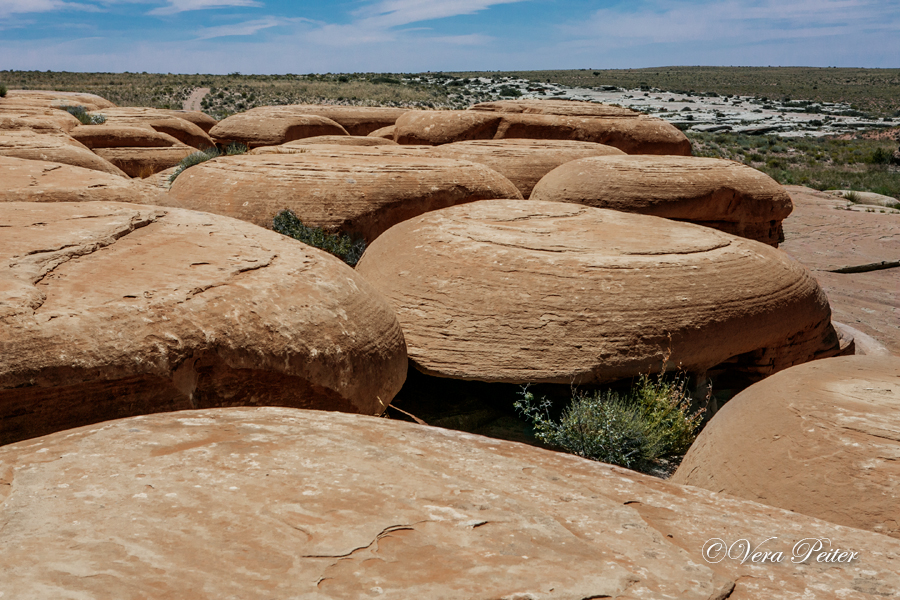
xmin=352 ymin=0 xmax=530 ymax=28
xmin=195 ymin=16 xmax=304 ymax=39
xmin=148 ymin=0 xmax=263 ymax=16
xmin=0 ymin=0 xmax=100 ymax=17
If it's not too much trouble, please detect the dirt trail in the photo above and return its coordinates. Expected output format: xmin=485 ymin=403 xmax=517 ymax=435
xmin=183 ymin=88 xmax=210 ymax=112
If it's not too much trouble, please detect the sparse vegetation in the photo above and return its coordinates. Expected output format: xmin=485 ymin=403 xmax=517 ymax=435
xmin=61 ymin=105 xmax=106 ymax=125
xmin=167 ymin=142 xmax=247 ymax=183
xmin=515 ymin=371 xmax=704 ymax=473
xmin=0 ymin=83 xmax=7 ymax=98
xmin=272 ymin=210 xmax=366 ymax=266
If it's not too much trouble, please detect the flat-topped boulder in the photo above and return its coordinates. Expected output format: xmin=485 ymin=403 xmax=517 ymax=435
xmin=210 ymin=107 xmax=349 ymax=147
xmin=1 ymin=406 xmax=898 ymax=599
xmin=0 ymin=107 xmax=81 ymax=133
xmin=356 ymin=200 xmax=841 ymax=384
xmin=93 ymin=146 xmax=196 ymax=178
xmin=0 ymin=202 xmax=407 ymax=445
xmin=155 ymin=109 xmax=218 ymax=133
xmin=69 ymin=124 xmax=185 ymax=148
xmin=530 ymin=155 xmax=793 ymax=246
xmin=470 ymin=98 xmax=641 ymax=117
xmin=99 ymin=108 xmax=215 ymax=149
xmin=0 ymin=156 xmax=165 ymax=204
xmin=270 ymin=105 xmax=410 ymax=135
xmin=673 ymin=355 xmax=900 ymax=539
xmin=0 ymin=129 xmax=127 ymax=177
xmin=165 ymin=153 xmax=522 ymax=243
xmin=393 ymin=110 xmax=692 ymax=155
xmin=430 ymin=139 xmax=626 ymax=197
xmin=283 ymin=134 xmax=399 ymax=146
xmin=2 ymin=89 xmax=116 ymax=112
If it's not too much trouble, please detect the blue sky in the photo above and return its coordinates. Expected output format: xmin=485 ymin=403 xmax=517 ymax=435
xmin=1 ymin=0 xmax=898 ymax=73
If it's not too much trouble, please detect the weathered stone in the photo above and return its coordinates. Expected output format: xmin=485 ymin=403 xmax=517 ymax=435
xmin=0 ymin=202 xmax=407 ymax=445
xmin=92 ymin=146 xmax=197 ymax=178
xmin=530 ymin=155 xmax=793 ymax=246
xmin=780 ymin=185 xmax=900 ymax=354
xmin=164 ymin=154 xmax=522 ymax=243
xmin=209 ymin=107 xmax=349 ymax=147
xmin=99 ymin=108 xmax=215 ymax=149
xmin=0 ymin=156 xmax=165 ymax=204
xmin=248 ymin=144 xmax=429 ymax=158
xmin=0 ymin=109 xmax=81 ymax=133
xmin=471 ymin=98 xmax=641 ymax=117
xmin=270 ymin=105 xmax=410 ymax=135
xmin=69 ymin=124 xmax=184 ymax=148
xmin=356 ymin=200 xmax=841 ymax=384
xmin=393 ymin=109 xmax=692 ymax=155
xmin=1 ymin=406 xmax=897 ymax=599
xmin=430 ymin=139 xmax=625 ymax=197
xmin=155 ymin=109 xmax=218 ymax=133
xmin=0 ymin=129 xmax=127 ymax=177
xmin=368 ymin=124 xmax=396 ymax=139
xmin=2 ymin=89 xmax=116 ymax=112
xmin=283 ymin=135 xmax=399 ymax=147
xmin=673 ymin=355 xmax=900 ymax=539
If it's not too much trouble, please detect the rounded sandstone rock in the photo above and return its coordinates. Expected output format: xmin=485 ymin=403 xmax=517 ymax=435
xmin=1 ymin=406 xmax=898 ymax=599
xmin=530 ymin=155 xmax=793 ymax=246
xmin=356 ymin=200 xmax=839 ymax=384
xmin=155 ymin=109 xmax=218 ymax=133
xmin=283 ymin=135 xmax=399 ymax=147
xmin=3 ymin=89 xmax=117 ymax=112
xmin=430 ymin=139 xmax=625 ymax=197
xmin=672 ymin=355 xmax=900 ymax=539
xmin=0 ymin=129 xmax=127 ymax=177
xmin=0 ymin=108 xmax=81 ymax=133
xmin=0 ymin=202 xmax=408 ymax=445
xmin=210 ymin=108 xmax=349 ymax=148
xmin=70 ymin=125 xmax=184 ymax=149
xmin=273 ymin=105 xmax=410 ymax=136
xmin=99 ymin=108 xmax=215 ymax=149
xmin=164 ymin=153 xmax=523 ymax=243
xmin=92 ymin=146 xmax=197 ymax=178
xmin=0 ymin=156 xmax=165 ymax=204
xmin=470 ymin=98 xmax=640 ymax=117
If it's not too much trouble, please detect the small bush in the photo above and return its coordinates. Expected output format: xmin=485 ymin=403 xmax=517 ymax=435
xmin=167 ymin=142 xmax=247 ymax=183
xmin=272 ymin=210 xmax=366 ymax=266
xmin=0 ymin=83 xmax=7 ymax=98
xmin=843 ymin=190 xmax=863 ymax=203
xmin=867 ymin=147 xmax=893 ymax=165
xmin=515 ymin=371 xmax=704 ymax=472
xmin=61 ymin=105 xmax=106 ymax=125
xmin=497 ymin=86 xmax=522 ymax=97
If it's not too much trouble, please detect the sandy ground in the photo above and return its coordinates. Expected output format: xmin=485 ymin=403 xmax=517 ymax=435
xmin=183 ymin=87 xmax=210 ymax=112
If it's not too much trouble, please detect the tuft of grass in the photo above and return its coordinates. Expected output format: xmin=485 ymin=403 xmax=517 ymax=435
xmin=515 ymin=371 xmax=704 ymax=473
xmin=60 ymin=105 xmax=106 ymax=125
xmin=843 ymin=190 xmax=863 ymax=203
xmin=0 ymin=83 xmax=7 ymax=98
xmin=273 ymin=210 xmax=366 ymax=266
xmin=167 ymin=142 xmax=247 ymax=183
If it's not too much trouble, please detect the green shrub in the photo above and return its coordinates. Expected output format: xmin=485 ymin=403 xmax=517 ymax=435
xmin=515 ymin=371 xmax=704 ymax=472
xmin=61 ymin=105 xmax=106 ymax=125
xmin=867 ymin=147 xmax=893 ymax=165
xmin=497 ymin=86 xmax=522 ymax=97
xmin=272 ymin=210 xmax=366 ymax=266
xmin=0 ymin=83 xmax=7 ymax=98
xmin=167 ymin=142 xmax=247 ymax=183
xmin=843 ymin=190 xmax=863 ymax=203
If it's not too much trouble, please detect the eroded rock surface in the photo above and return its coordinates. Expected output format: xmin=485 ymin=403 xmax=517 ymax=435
xmin=780 ymin=186 xmax=900 ymax=354
xmin=93 ymin=146 xmax=196 ymax=178
xmin=210 ymin=108 xmax=349 ymax=147
xmin=283 ymin=135 xmax=399 ymax=146
xmin=530 ymin=155 xmax=793 ymax=246
xmin=0 ymin=202 xmax=407 ymax=445
xmin=430 ymin=139 xmax=625 ymax=197
xmin=0 ymin=129 xmax=127 ymax=177
xmin=356 ymin=200 xmax=841 ymax=384
xmin=673 ymin=355 xmax=900 ymax=539
xmin=0 ymin=156 xmax=165 ymax=204
xmin=0 ymin=108 xmax=81 ymax=133
xmin=2 ymin=89 xmax=116 ymax=112
xmin=268 ymin=105 xmax=410 ymax=136
xmin=70 ymin=125 xmax=185 ymax=149
xmin=164 ymin=154 xmax=522 ymax=243
xmin=99 ymin=108 xmax=215 ymax=149
xmin=470 ymin=98 xmax=642 ymax=117
xmin=0 ymin=406 xmax=897 ymax=599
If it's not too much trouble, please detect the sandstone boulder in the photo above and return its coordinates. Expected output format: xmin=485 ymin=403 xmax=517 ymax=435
xmin=393 ymin=110 xmax=691 ymax=155
xmin=272 ymin=105 xmax=410 ymax=135
xmin=248 ymin=143 xmax=430 ymax=158
xmin=0 ymin=129 xmax=127 ymax=177
xmin=156 ymin=109 xmax=218 ymax=133
xmin=0 ymin=106 xmax=81 ymax=133
xmin=530 ymin=155 xmax=793 ymax=246
xmin=92 ymin=146 xmax=197 ymax=178
xmin=0 ymin=156 xmax=165 ymax=204
xmin=1 ymin=406 xmax=898 ymax=599
xmin=164 ymin=154 xmax=522 ymax=243
xmin=69 ymin=124 xmax=184 ymax=148
xmin=430 ymin=139 xmax=626 ymax=197
xmin=283 ymin=134 xmax=399 ymax=146
xmin=471 ymin=98 xmax=641 ymax=117
xmin=356 ymin=200 xmax=841 ymax=384
xmin=673 ymin=355 xmax=900 ymax=539
xmin=209 ymin=107 xmax=349 ymax=147
xmin=0 ymin=202 xmax=407 ymax=445
xmin=368 ymin=124 xmax=396 ymax=139
xmin=3 ymin=89 xmax=117 ymax=112
xmin=99 ymin=108 xmax=215 ymax=149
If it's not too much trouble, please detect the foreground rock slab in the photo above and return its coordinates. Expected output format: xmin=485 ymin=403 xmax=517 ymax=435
xmin=780 ymin=185 xmax=900 ymax=354
xmin=0 ymin=129 xmax=127 ymax=177
xmin=356 ymin=200 xmax=840 ymax=384
xmin=0 ymin=156 xmax=165 ymax=204
xmin=0 ymin=406 xmax=897 ymax=599
xmin=0 ymin=202 xmax=407 ymax=445
xmin=165 ymin=154 xmax=522 ymax=243
xmin=530 ymin=155 xmax=793 ymax=246
xmin=673 ymin=355 xmax=900 ymax=539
